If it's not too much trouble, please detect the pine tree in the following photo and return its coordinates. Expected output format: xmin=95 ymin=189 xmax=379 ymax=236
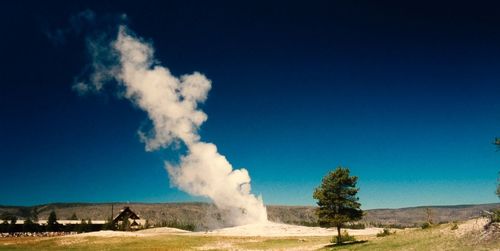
xmin=47 ymin=211 xmax=59 ymax=232
xmin=69 ymin=213 xmax=78 ymax=220
xmin=313 ymin=166 xmax=363 ymax=244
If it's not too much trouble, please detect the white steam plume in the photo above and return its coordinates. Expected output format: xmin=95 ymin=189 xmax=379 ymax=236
xmin=77 ymin=25 xmax=267 ymax=226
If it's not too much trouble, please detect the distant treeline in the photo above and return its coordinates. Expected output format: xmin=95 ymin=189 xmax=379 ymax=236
xmin=156 ymin=220 xmax=196 ymax=231
xmin=0 ymin=210 xmax=113 ymax=234
xmin=0 ymin=222 xmax=104 ymax=233
xmin=1 ymin=209 xmax=198 ymax=234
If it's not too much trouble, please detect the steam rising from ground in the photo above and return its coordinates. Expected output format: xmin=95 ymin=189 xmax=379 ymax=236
xmin=77 ymin=25 xmax=267 ymax=226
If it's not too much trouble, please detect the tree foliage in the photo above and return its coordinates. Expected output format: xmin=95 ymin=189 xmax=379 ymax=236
xmin=493 ymin=138 xmax=500 ymax=199
xmin=119 ymin=215 xmax=130 ymax=231
xmin=31 ymin=208 xmax=39 ymax=222
xmin=69 ymin=213 xmax=78 ymax=220
xmin=313 ymin=166 xmax=363 ymax=244
xmin=103 ymin=219 xmax=117 ymax=231
xmin=494 ymin=137 xmax=500 ymax=149
xmin=23 ymin=218 xmax=37 ymax=232
xmin=425 ymin=208 xmax=434 ymax=225
xmin=0 ymin=221 xmax=8 ymax=233
xmin=47 ymin=211 xmax=60 ymax=231
xmin=77 ymin=219 xmax=88 ymax=233
xmin=0 ymin=212 xmax=15 ymax=222
xmin=496 ymin=171 xmax=499 ymax=199
xmin=8 ymin=216 xmax=17 ymax=233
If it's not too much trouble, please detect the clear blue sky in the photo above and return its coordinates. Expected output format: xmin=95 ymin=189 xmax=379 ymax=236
xmin=1 ymin=1 xmax=499 ymax=209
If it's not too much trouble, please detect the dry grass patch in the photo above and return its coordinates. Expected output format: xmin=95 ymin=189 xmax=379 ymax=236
xmin=322 ymin=220 xmax=499 ymax=251
xmin=0 ymin=235 xmax=333 ymax=251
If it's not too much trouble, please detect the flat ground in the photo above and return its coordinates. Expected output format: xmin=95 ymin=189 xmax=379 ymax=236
xmin=0 ymin=219 xmax=498 ymax=250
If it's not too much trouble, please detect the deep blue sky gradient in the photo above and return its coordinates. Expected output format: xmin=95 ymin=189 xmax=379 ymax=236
xmin=1 ymin=1 xmax=500 ymax=209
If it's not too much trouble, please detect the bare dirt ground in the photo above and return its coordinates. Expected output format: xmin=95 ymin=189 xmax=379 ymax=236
xmin=453 ymin=217 xmax=489 ymax=237
xmin=55 ymin=221 xmax=377 ymax=250
xmin=54 ymin=221 xmax=380 ymax=238
xmin=457 ymin=217 xmax=500 ymax=245
xmin=137 ymin=227 xmax=191 ymax=234
xmin=58 ymin=221 xmax=382 ymax=238
xmin=194 ymin=221 xmax=382 ymax=237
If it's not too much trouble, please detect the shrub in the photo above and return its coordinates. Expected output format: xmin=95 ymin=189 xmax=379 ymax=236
xmin=288 ymin=221 xmax=319 ymax=227
xmin=157 ymin=220 xmax=196 ymax=231
xmin=119 ymin=216 xmax=130 ymax=231
xmin=76 ymin=219 xmax=88 ymax=233
xmin=376 ymin=228 xmax=392 ymax=237
xmin=102 ymin=218 xmax=117 ymax=230
xmin=493 ymin=209 xmax=500 ymax=223
xmin=332 ymin=230 xmax=356 ymax=244
xmin=370 ymin=222 xmax=407 ymax=229
xmin=346 ymin=223 xmax=365 ymax=229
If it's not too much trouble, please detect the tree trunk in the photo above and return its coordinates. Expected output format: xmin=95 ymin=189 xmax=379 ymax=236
xmin=337 ymin=226 xmax=342 ymax=244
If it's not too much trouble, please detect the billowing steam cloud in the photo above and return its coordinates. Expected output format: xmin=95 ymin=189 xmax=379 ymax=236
xmin=76 ymin=25 xmax=268 ymax=226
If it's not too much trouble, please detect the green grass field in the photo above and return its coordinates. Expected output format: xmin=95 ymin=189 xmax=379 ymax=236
xmin=0 ymin=222 xmax=498 ymax=250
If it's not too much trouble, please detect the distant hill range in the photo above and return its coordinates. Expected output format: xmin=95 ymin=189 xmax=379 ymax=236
xmin=1 ymin=202 xmax=498 ymax=228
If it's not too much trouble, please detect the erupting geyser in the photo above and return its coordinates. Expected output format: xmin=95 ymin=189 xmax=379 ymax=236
xmin=76 ymin=25 xmax=268 ymax=226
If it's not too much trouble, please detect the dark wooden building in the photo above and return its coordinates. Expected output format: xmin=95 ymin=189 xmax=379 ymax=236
xmin=112 ymin=207 xmax=141 ymax=230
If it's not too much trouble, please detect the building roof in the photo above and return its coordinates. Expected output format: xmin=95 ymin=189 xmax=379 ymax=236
xmin=112 ymin=207 xmax=140 ymax=223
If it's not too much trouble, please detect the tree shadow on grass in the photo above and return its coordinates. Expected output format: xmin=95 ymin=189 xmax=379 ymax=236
xmin=324 ymin=240 xmax=368 ymax=249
